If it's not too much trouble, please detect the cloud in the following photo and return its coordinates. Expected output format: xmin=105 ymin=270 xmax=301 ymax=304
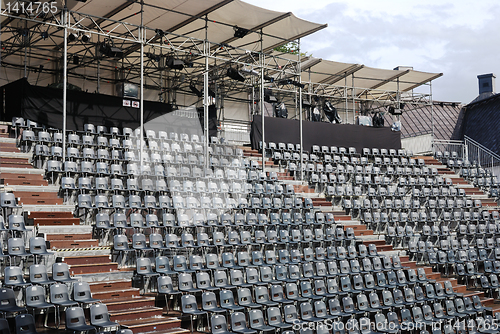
xmin=244 ymin=0 xmax=500 ymax=103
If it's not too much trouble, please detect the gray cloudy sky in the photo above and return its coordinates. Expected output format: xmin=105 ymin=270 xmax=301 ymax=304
xmin=245 ymin=0 xmax=500 ymax=104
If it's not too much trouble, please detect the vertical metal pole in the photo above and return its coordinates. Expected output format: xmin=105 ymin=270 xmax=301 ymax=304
xmin=62 ymin=6 xmax=68 ymax=162
xmin=260 ymin=30 xmax=265 ymax=173
xmin=97 ymin=35 xmax=100 ymax=93
xmin=139 ymin=1 xmax=144 ymax=172
xmin=352 ymin=74 xmax=355 ymax=124
xmin=430 ymin=81 xmax=434 ymax=140
xmin=298 ymin=39 xmax=303 ymax=181
xmin=24 ymin=21 xmax=28 ymax=78
xmin=344 ymin=73 xmax=347 ymax=123
xmin=204 ymin=17 xmax=209 ymax=169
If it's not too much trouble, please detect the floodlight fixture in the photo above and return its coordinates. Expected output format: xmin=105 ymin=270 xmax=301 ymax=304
xmin=166 ymin=57 xmax=184 ymax=70
xmin=233 ymin=26 xmax=249 ymax=39
xmin=81 ymin=34 xmax=90 ymax=43
xmin=68 ymin=33 xmax=77 ymax=42
xmin=227 ymin=68 xmax=245 ymax=82
xmin=155 ymin=29 xmax=165 ymax=37
xmin=40 ymin=31 xmax=49 ymax=40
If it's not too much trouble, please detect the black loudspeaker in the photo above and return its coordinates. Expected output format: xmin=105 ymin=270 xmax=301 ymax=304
xmin=167 ymin=58 xmax=184 ymax=70
xmin=73 ymin=56 xmax=79 ymax=65
xmin=227 ymin=68 xmax=245 ymax=82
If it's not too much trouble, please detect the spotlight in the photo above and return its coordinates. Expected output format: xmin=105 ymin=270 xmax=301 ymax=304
xmin=99 ymin=42 xmax=123 ymax=59
xmin=387 ymin=105 xmax=402 ymax=115
xmin=241 ymin=67 xmax=259 ymax=77
xmin=264 ymin=88 xmax=277 ymax=103
xmin=278 ymin=79 xmax=292 ymax=85
xmin=291 ymin=80 xmax=305 ymax=89
xmin=227 ymin=68 xmax=245 ymax=82
xmin=81 ymin=34 xmax=90 ymax=43
xmin=166 ymin=57 xmax=184 ymax=70
xmin=233 ymin=26 xmax=249 ymax=39
xmin=146 ymin=52 xmax=160 ymax=62
xmin=189 ymin=84 xmax=203 ymax=97
xmin=155 ymin=29 xmax=165 ymax=37
xmin=264 ymin=74 xmax=274 ymax=82
xmin=68 ymin=33 xmax=77 ymax=42
xmin=40 ymin=31 xmax=49 ymax=40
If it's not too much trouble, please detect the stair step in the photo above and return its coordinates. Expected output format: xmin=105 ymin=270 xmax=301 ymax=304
xmin=64 ymin=255 xmax=111 ymax=265
xmin=92 ymin=288 xmax=142 ymax=301
xmin=110 ymin=307 xmax=163 ymax=322
xmin=34 ymin=217 xmax=81 ymax=226
xmin=28 ymin=211 xmax=74 ymax=219
xmin=47 ymin=233 xmax=92 ymax=241
xmin=119 ymin=317 xmax=183 ymax=334
xmin=103 ymin=296 xmax=156 ymax=312
xmin=19 ymin=198 xmax=63 ymax=205
xmin=48 ymin=240 xmax=99 ymax=249
xmin=68 ymin=262 xmax=119 ymax=274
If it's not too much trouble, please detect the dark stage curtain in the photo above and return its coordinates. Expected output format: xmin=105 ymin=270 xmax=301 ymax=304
xmin=251 ymin=116 xmax=401 ymax=152
xmin=1 ymin=78 xmax=172 ymax=131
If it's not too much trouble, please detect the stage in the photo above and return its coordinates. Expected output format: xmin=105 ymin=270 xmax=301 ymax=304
xmin=250 ymin=115 xmax=401 ymax=153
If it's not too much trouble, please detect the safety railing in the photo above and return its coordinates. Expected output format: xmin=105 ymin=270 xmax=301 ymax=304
xmin=465 ymin=135 xmax=500 ymax=177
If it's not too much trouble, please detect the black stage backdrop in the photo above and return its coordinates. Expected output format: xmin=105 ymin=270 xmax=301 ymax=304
xmin=251 ymin=115 xmax=401 ymax=152
xmin=0 ymin=78 xmax=216 ymax=135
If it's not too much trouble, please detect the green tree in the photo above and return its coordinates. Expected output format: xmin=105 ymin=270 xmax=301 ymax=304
xmin=274 ymin=41 xmax=310 ymax=58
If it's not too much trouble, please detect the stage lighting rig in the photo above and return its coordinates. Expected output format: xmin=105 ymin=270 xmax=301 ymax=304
xmin=233 ymin=26 xmax=249 ymax=39
xmin=227 ymin=68 xmax=245 ymax=82
xmin=81 ymin=34 xmax=90 ymax=43
xmin=99 ymin=41 xmax=123 ymax=59
xmin=68 ymin=33 xmax=77 ymax=42
xmin=166 ymin=57 xmax=184 ymax=70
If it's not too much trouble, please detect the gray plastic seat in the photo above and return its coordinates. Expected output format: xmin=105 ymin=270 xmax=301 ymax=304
xmin=231 ymin=312 xmax=257 ymax=334
xmin=73 ymin=281 xmax=100 ymax=305
xmin=65 ymin=306 xmax=96 ymax=333
xmin=181 ymin=294 xmax=208 ymax=333
xmin=4 ymin=266 xmax=30 ymax=287
xmin=29 ymin=264 xmax=54 ymax=286
xmin=90 ymin=303 xmax=118 ymax=331
xmin=0 ymin=288 xmax=26 ymax=315
xmin=52 ymin=263 xmax=78 ymax=283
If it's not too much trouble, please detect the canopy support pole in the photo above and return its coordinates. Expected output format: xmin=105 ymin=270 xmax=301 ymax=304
xmin=352 ymin=74 xmax=355 ymax=124
xmin=62 ymin=3 xmax=68 ymax=162
xmin=139 ymin=0 xmax=144 ymax=172
xmin=260 ymin=29 xmax=265 ymax=174
xmin=299 ymin=38 xmax=303 ymax=181
xmin=204 ymin=16 xmax=210 ymax=170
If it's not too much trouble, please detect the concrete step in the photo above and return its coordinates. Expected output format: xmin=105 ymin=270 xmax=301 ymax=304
xmin=0 ymin=167 xmax=44 ymax=174
xmin=63 ymin=255 xmax=112 ymax=265
xmin=109 ymin=306 xmax=164 ymax=322
xmin=33 ymin=217 xmax=81 ymax=226
xmin=46 ymin=233 xmax=92 ymax=241
xmin=91 ymin=288 xmax=142 ymax=301
xmin=22 ymin=204 xmax=75 ymax=212
xmin=119 ymin=317 xmax=183 ymax=334
xmin=29 ymin=211 xmax=74 ymax=219
xmin=68 ymin=262 xmax=119 ymax=274
xmin=48 ymin=239 xmax=99 ymax=249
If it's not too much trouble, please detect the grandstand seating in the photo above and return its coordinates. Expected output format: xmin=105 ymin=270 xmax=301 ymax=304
xmin=1 ymin=119 xmax=500 ymax=333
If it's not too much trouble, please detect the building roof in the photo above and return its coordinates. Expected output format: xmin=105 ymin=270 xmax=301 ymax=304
xmin=383 ymin=101 xmax=464 ymax=141
xmin=462 ymin=93 xmax=500 ymax=155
